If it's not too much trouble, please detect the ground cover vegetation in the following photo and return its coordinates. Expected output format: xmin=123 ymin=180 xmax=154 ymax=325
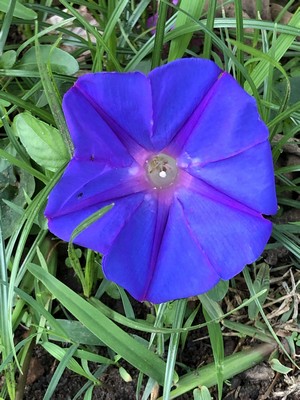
xmin=0 ymin=0 xmax=300 ymax=399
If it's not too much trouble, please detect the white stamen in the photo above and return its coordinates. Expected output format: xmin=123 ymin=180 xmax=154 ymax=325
xmin=145 ymin=153 xmax=178 ymax=189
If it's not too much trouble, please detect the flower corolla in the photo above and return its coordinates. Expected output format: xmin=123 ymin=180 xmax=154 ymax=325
xmin=45 ymin=59 xmax=277 ymax=303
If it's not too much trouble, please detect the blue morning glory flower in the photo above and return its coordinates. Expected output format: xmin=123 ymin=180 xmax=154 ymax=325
xmin=45 ymin=59 xmax=277 ymax=303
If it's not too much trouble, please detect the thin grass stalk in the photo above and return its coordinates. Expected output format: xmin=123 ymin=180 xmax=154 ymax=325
xmin=0 ymin=213 xmax=15 ymax=399
xmin=34 ymin=22 xmax=73 ymax=157
xmin=202 ymin=0 xmax=217 ymax=59
xmin=203 ymin=307 xmax=224 ymax=400
xmin=151 ymin=0 xmax=169 ymax=69
xmin=234 ymin=0 xmax=244 ymax=85
xmin=243 ymin=267 xmax=297 ymax=367
xmin=59 ymin=0 xmax=122 ymax=72
xmin=15 ymin=330 xmax=35 ymax=400
xmin=43 ymin=344 xmax=79 ymax=400
xmin=0 ymin=107 xmax=29 ymax=162
xmin=0 ymin=0 xmax=17 ymax=55
xmin=163 ymin=299 xmax=187 ymax=399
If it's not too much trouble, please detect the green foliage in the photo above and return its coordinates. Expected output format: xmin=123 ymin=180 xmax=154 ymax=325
xmin=13 ymin=112 xmax=69 ymax=172
xmin=28 ymin=263 xmax=168 ymax=385
xmin=193 ymin=386 xmax=213 ymax=400
xmin=168 ymin=0 xmax=204 ymax=61
xmin=206 ymin=279 xmax=229 ymax=302
xmin=247 ymin=263 xmax=270 ymax=320
xmin=19 ymin=45 xmax=79 ymax=75
xmin=203 ymin=306 xmax=224 ymax=400
xmin=0 ymin=139 xmax=35 ymax=239
xmin=0 ymin=51 xmax=16 ymax=69
xmin=270 ymin=358 xmax=293 ymax=374
xmin=0 ymin=0 xmax=37 ymax=20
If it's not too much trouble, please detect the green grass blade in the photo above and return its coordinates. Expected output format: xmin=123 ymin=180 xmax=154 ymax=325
xmin=245 ymin=9 xmax=300 ymax=93
xmin=27 ymin=263 xmax=167 ymax=385
xmin=0 ymin=0 xmax=17 ymax=55
xmin=203 ymin=307 xmax=224 ymax=400
xmin=42 ymin=343 xmax=80 ymax=400
xmin=162 ymin=343 xmax=276 ymax=399
xmin=59 ymin=0 xmax=122 ymax=72
xmin=0 ymin=90 xmax=54 ymax=124
xmin=67 ymin=204 xmax=113 ymax=295
xmin=0 ymin=148 xmax=49 ymax=184
xmin=272 ymin=227 xmax=300 ymax=259
xmin=151 ymin=0 xmax=169 ymax=69
xmin=163 ymin=299 xmax=186 ymax=400
xmin=0 ymin=214 xmax=16 ymax=399
xmin=234 ymin=0 xmax=244 ymax=85
xmin=34 ymin=23 xmax=73 ymax=157
xmin=243 ymin=268 xmax=297 ymax=367
xmin=168 ymin=0 xmax=204 ymax=61
xmin=0 ymin=107 xmax=29 ymax=162
xmin=202 ymin=0 xmax=217 ymax=59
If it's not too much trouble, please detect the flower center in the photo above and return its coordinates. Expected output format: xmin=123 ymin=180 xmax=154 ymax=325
xmin=146 ymin=153 xmax=178 ymax=189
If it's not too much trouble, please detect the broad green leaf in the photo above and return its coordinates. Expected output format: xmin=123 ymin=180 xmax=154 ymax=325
xmin=50 ymin=319 xmax=105 ymax=346
xmin=0 ymin=139 xmax=35 ymax=239
xmin=0 ymin=50 xmax=16 ymax=69
xmin=0 ymin=99 xmax=10 ymax=107
xmin=18 ymin=45 xmax=79 ymax=75
xmin=275 ymin=76 xmax=300 ymax=106
xmin=13 ymin=112 xmax=69 ymax=172
xmin=0 ymin=0 xmax=37 ymax=19
xmin=28 ymin=264 xmax=167 ymax=385
xmin=207 ymin=280 xmax=229 ymax=302
xmin=193 ymin=386 xmax=212 ymax=400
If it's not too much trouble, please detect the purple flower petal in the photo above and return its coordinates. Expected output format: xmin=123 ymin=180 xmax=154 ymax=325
xmin=146 ymin=198 xmax=220 ymax=303
xmin=149 ymin=59 xmax=222 ymax=150
xmin=103 ymin=194 xmax=159 ymax=301
xmin=169 ymin=72 xmax=268 ymax=160
xmin=47 ymin=193 xmax=145 ymax=254
xmin=65 ymin=72 xmax=154 ymax=159
xmin=183 ymin=141 xmax=277 ymax=215
xmin=45 ymin=159 xmax=148 ymax=252
xmin=146 ymin=14 xmax=158 ymax=34
xmin=175 ymin=182 xmax=273 ymax=280
xmin=63 ymin=86 xmax=134 ymax=166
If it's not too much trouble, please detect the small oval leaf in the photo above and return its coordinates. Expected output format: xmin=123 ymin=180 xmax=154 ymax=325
xmin=119 ymin=366 xmax=133 ymax=383
xmin=0 ymin=50 xmax=17 ymax=69
xmin=270 ymin=358 xmax=293 ymax=374
xmin=13 ymin=112 xmax=69 ymax=171
xmin=18 ymin=45 xmax=79 ymax=75
xmin=193 ymin=386 xmax=212 ymax=400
